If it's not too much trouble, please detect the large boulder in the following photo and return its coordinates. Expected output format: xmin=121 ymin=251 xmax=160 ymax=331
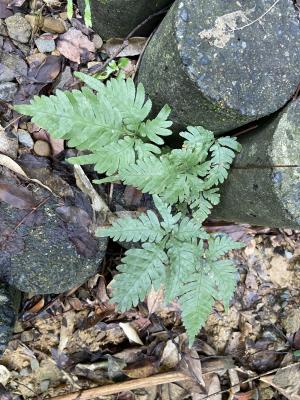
xmin=0 ymin=160 xmax=107 ymax=294
xmin=137 ymin=0 xmax=300 ymax=133
xmin=211 ymin=99 xmax=300 ymax=229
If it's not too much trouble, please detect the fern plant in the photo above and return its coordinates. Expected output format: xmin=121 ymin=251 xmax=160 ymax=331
xmin=15 ymin=73 xmax=243 ymax=345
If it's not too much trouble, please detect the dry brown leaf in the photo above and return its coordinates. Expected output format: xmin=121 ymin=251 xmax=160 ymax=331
xmin=102 ymin=37 xmax=147 ymax=57
xmin=57 ymin=28 xmax=95 ymax=64
xmin=58 ymin=310 xmax=75 ymax=353
xmin=74 ymin=164 xmax=110 ymax=214
xmin=160 ymin=339 xmax=181 ymax=370
xmin=261 ymin=363 xmax=300 ymax=400
xmin=147 ymin=287 xmax=164 ymax=315
xmin=27 ymin=297 xmax=45 ymax=313
xmin=25 ymin=15 xmax=66 ymax=34
xmin=119 ymin=322 xmax=143 ymax=345
xmin=193 ymin=373 xmax=221 ymax=400
xmin=0 ymin=125 xmax=18 ymax=159
xmin=123 ymin=358 xmax=158 ymax=379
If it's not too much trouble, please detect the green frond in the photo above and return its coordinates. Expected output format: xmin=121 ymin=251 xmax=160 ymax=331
xmin=175 ymin=217 xmax=209 ymax=241
xmin=152 ymin=195 xmax=181 ymax=232
xmin=139 ymin=105 xmax=173 ymax=145
xmin=15 ymin=89 xmax=123 ymax=149
xmin=110 ymin=243 xmax=167 ymax=311
xmin=165 ymin=241 xmax=200 ymax=302
xmin=68 ymin=137 xmax=136 ymax=175
xmin=180 ymin=126 xmax=214 ymax=148
xmin=97 ymin=209 xmax=164 ymax=243
xmin=191 ymin=194 xmax=214 ymax=223
xmin=208 ymin=259 xmax=237 ymax=310
xmin=178 ymin=264 xmax=216 ymax=346
xmin=206 ymin=234 xmax=244 ymax=260
xmin=74 ymin=71 xmax=105 ymax=92
xmin=104 ymin=78 xmax=152 ymax=127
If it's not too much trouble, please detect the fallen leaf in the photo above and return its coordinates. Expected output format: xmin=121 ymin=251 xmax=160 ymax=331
xmin=160 ymin=339 xmax=181 ymax=370
xmin=123 ymin=358 xmax=158 ymax=379
xmin=193 ymin=374 xmax=221 ymax=400
xmin=57 ymin=28 xmax=95 ymax=64
xmin=119 ymin=322 xmax=143 ymax=345
xmin=102 ymin=37 xmax=147 ymax=57
xmin=147 ymin=287 xmax=164 ymax=315
xmin=0 ymin=125 xmax=18 ymax=159
xmin=27 ymin=297 xmax=45 ymax=313
xmin=58 ymin=311 xmax=75 ymax=353
xmin=0 ymin=182 xmax=38 ymax=209
xmin=261 ymin=363 xmax=300 ymax=400
xmin=74 ymin=164 xmax=110 ymax=214
xmin=27 ymin=55 xmax=62 ymax=83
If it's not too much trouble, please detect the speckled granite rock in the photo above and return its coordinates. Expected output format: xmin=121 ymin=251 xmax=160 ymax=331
xmin=79 ymin=0 xmax=173 ymax=39
xmin=211 ymin=99 xmax=300 ymax=228
xmin=138 ymin=0 xmax=300 ymax=133
xmin=0 ymin=283 xmax=20 ymax=354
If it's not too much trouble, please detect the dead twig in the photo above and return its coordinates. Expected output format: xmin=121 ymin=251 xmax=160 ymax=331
xmin=47 ymin=371 xmax=190 ymax=400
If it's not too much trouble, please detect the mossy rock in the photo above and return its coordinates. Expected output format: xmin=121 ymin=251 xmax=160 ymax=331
xmin=137 ymin=0 xmax=300 ymax=133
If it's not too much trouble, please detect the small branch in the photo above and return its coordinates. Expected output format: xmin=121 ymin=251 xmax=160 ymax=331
xmin=88 ymin=5 xmax=170 ymax=75
xmin=48 ymin=371 xmax=190 ymax=400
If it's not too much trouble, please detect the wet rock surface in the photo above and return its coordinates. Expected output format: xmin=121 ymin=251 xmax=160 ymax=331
xmin=138 ymin=0 xmax=300 ymax=133
xmin=212 ymin=98 xmax=300 ymax=229
xmin=0 ymin=159 xmax=107 ymax=294
xmin=0 ymin=51 xmax=28 ymax=83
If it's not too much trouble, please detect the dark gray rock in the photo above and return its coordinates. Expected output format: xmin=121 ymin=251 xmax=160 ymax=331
xmin=211 ymin=99 xmax=300 ymax=229
xmin=137 ymin=0 xmax=300 ymax=133
xmin=0 ymin=51 xmax=28 ymax=83
xmin=0 ymin=171 xmax=107 ymax=294
xmin=0 ymin=283 xmax=21 ymax=355
xmin=80 ymin=0 xmax=173 ymax=39
xmin=0 ymin=82 xmax=18 ymax=102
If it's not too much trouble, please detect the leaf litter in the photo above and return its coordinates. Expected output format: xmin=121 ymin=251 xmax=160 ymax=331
xmin=0 ymin=1 xmax=300 ymax=399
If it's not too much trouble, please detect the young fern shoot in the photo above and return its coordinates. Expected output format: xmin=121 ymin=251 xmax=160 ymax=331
xmin=15 ymin=73 xmax=243 ymax=345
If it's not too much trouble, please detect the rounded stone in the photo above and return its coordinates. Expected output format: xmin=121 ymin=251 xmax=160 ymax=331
xmin=137 ymin=0 xmax=300 ymax=133
xmin=79 ymin=0 xmax=173 ymax=39
xmin=34 ymin=140 xmax=51 ymax=157
xmin=0 ymin=82 xmax=18 ymax=102
xmin=0 ymin=175 xmax=107 ymax=294
xmin=211 ymin=98 xmax=300 ymax=229
xmin=5 ymin=13 xmax=32 ymax=44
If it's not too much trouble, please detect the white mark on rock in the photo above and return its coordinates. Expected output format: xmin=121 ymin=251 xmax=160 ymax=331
xmin=198 ymin=9 xmax=253 ymax=48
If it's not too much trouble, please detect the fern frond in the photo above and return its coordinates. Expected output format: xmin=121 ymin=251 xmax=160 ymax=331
xmin=97 ymin=210 xmax=164 ymax=243
xmin=165 ymin=241 xmax=200 ymax=302
xmin=152 ymin=195 xmax=181 ymax=232
xmin=206 ymin=234 xmax=244 ymax=260
xmin=179 ymin=266 xmax=216 ymax=346
xmin=208 ymin=259 xmax=237 ymax=310
xmin=175 ymin=218 xmax=208 ymax=241
xmin=110 ymin=243 xmax=167 ymax=311
xmin=68 ymin=137 xmax=136 ymax=175
xmin=139 ymin=105 xmax=173 ymax=145
xmin=74 ymin=71 xmax=105 ymax=92
xmin=206 ymin=136 xmax=241 ymax=186
xmin=15 ymin=89 xmax=123 ymax=149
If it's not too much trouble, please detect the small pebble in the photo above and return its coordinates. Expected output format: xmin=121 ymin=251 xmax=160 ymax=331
xmin=20 ymin=330 xmax=34 ymax=342
xmin=17 ymin=129 xmax=34 ymax=148
xmin=5 ymin=13 xmax=32 ymax=43
xmin=93 ymin=34 xmax=103 ymax=50
xmin=0 ymin=365 xmax=10 ymax=386
xmin=0 ymin=82 xmax=18 ymax=102
xmin=35 ymin=33 xmax=56 ymax=53
xmin=34 ymin=140 xmax=51 ymax=156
